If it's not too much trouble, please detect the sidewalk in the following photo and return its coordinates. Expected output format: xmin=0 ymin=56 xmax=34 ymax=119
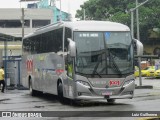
xmin=135 ymin=77 xmax=160 ymax=89
xmin=134 ymin=77 xmax=160 ymax=98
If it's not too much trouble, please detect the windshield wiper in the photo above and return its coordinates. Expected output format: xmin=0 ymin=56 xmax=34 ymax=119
xmin=92 ymin=58 xmax=101 ymax=78
xmin=109 ymin=51 xmax=122 ymax=75
xmin=92 ymin=70 xmax=102 ymax=78
xmin=91 ymin=54 xmax=104 ymax=78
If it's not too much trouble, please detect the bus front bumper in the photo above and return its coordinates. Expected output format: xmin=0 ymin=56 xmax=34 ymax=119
xmin=76 ymin=94 xmax=133 ymax=100
xmin=75 ymin=79 xmax=135 ymax=100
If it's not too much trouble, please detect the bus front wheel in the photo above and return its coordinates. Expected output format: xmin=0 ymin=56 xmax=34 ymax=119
xmin=57 ymin=82 xmax=64 ymax=103
xmin=29 ymin=80 xmax=37 ymax=96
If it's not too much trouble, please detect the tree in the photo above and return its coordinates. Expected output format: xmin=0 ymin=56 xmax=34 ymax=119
xmin=76 ymin=0 xmax=133 ymax=25
xmin=75 ymin=0 xmax=160 ymax=41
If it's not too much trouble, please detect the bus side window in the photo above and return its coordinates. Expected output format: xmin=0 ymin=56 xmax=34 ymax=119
xmin=64 ymin=27 xmax=71 ymax=51
xmin=56 ymin=28 xmax=63 ymax=53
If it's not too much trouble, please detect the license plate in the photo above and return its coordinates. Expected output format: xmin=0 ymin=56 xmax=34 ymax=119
xmin=102 ymin=91 xmax=112 ymax=96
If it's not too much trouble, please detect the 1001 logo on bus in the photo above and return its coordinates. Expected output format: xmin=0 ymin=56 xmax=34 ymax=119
xmin=26 ymin=59 xmax=33 ymax=71
xmin=109 ymin=80 xmax=120 ymax=86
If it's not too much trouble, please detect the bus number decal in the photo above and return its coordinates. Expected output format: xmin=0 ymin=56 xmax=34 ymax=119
xmin=109 ymin=80 xmax=120 ymax=86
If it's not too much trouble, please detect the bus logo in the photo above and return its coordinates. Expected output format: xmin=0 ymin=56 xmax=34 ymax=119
xmin=109 ymin=80 xmax=120 ymax=86
xmin=26 ymin=59 xmax=33 ymax=72
xmin=56 ymin=69 xmax=64 ymax=75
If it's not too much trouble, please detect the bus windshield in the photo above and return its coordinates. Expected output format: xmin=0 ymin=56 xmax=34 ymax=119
xmin=74 ymin=31 xmax=133 ymax=76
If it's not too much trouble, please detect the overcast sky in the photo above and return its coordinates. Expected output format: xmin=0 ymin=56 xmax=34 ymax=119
xmin=0 ymin=0 xmax=88 ymax=19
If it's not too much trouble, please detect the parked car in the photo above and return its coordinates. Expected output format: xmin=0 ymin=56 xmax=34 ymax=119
xmin=154 ymin=69 xmax=160 ymax=78
xmin=141 ymin=66 xmax=155 ymax=77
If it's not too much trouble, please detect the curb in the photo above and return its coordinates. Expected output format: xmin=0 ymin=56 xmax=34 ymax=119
xmin=6 ymin=86 xmax=29 ymax=90
xmin=135 ymin=85 xmax=153 ymax=89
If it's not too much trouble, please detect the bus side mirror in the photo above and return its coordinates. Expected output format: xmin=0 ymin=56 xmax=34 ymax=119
xmin=133 ymin=39 xmax=143 ymax=56
xmin=67 ymin=38 xmax=76 ymax=57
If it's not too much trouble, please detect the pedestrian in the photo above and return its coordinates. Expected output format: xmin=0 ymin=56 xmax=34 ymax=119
xmin=0 ymin=66 xmax=5 ymax=93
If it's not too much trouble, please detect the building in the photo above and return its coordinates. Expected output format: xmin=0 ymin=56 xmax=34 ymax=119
xmin=0 ymin=8 xmax=53 ymax=57
xmin=0 ymin=0 xmax=71 ymax=56
xmin=0 ymin=8 xmax=53 ymax=87
xmin=37 ymin=0 xmax=71 ymax=23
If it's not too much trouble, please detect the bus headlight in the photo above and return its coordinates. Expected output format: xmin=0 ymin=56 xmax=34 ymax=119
xmin=76 ymin=80 xmax=91 ymax=88
xmin=122 ymin=79 xmax=135 ymax=88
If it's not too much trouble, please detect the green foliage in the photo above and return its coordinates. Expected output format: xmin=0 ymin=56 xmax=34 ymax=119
xmin=75 ymin=0 xmax=160 ymax=40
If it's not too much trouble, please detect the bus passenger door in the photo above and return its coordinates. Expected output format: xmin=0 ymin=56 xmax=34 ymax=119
xmin=67 ymin=57 xmax=74 ymax=79
xmin=65 ymin=54 xmax=75 ymax=98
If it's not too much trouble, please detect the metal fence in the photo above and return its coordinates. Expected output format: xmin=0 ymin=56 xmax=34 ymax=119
xmin=3 ymin=56 xmax=22 ymax=89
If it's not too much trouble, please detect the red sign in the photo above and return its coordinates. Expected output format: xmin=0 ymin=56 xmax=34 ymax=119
xmin=56 ymin=69 xmax=64 ymax=75
xmin=109 ymin=80 xmax=120 ymax=86
xmin=26 ymin=59 xmax=33 ymax=72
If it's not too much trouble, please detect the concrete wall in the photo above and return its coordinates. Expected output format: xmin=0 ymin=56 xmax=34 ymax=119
xmin=0 ymin=8 xmax=53 ymax=37
xmin=0 ymin=41 xmax=22 ymax=56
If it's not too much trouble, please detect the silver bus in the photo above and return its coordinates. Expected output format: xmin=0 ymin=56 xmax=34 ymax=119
xmin=22 ymin=21 xmax=143 ymax=103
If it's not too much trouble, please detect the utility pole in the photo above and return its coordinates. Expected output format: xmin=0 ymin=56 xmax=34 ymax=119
xmin=21 ymin=8 xmax=25 ymax=39
xmin=4 ymin=36 xmax=8 ymax=89
xmin=136 ymin=0 xmax=142 ymax=86
xmin=59 ymin=0 xmax=62 ymax=21
xmin=130 ymin=0 xmax=149 ymax=38
xmin=83 ymin=9 xmax=86 ymax=20
xmin=130 ymin=0 xmax=149 ymax=86
xmin=136 ymin=0 xmax=140 ymax=41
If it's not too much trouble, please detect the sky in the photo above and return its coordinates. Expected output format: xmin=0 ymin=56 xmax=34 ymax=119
xmin=0 ymin=0 xmax=88 ymax=19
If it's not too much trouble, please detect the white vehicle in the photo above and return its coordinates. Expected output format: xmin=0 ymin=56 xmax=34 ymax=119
xmin=21 ymin=21 xmax=143 ymax=103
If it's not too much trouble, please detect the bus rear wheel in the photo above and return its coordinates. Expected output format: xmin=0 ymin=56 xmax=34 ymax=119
xmin=107 ymin=99 xmax=115 ymax=104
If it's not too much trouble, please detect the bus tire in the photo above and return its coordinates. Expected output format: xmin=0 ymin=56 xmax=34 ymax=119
xmin=107 ymin=99 xmax=115 ymax=104
xmin=57 ymin=82 xmax=64 ymax=103
xmin=29 ymin=80 xmax=37 ymax=96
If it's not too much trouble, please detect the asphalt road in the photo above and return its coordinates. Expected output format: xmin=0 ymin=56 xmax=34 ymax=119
xmin=0 ymin=78 xmax=160 ymax=120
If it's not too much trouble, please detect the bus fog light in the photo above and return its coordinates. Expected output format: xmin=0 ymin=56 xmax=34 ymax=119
xmin=122 ymin=79 xmax=135 ymax=88
xmin=76 ymin=80 xmax=90 ymax=88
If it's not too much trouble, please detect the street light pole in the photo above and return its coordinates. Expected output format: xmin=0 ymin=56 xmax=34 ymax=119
xmin=130 ymin=0 xmax=150 ymax=35
xmin=21 ymin=8 xmax=25 ymax=39
xmin=131 ymin=9 xmax=134 ymax=39
xmin=59 ymin=0 xmax=62 ymax=21
xmin=4 ymin=37 xmax=8 ymax=89
xmin=136 ymin=0 xmax=142 ymax=86
xmin=130 ymin=0 xmax=149 ymax=12
xmin=136 ymin=0 xmax=140 ymax=41
xmin=83 ymin=9 xmax=86 ymax=20
xmin=130 ymin=0 xmax=149 ymax=86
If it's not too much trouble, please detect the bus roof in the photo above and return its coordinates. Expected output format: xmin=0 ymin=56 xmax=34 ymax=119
xmin=64 ymin=21 xmax=130 ymax=31
xmin=24 ymin=21 xmax=130 ymax=38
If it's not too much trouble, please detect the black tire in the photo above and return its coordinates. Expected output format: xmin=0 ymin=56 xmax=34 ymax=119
xmin=57 ymin=82 xmax=64 ymax=103
xmin=107 ymin=99 xmax=115 ymax=104
xmin=70 ymin=100 xmax=84 ymax=106
xmin=29 ymin=80 xmax=37 ymax=96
